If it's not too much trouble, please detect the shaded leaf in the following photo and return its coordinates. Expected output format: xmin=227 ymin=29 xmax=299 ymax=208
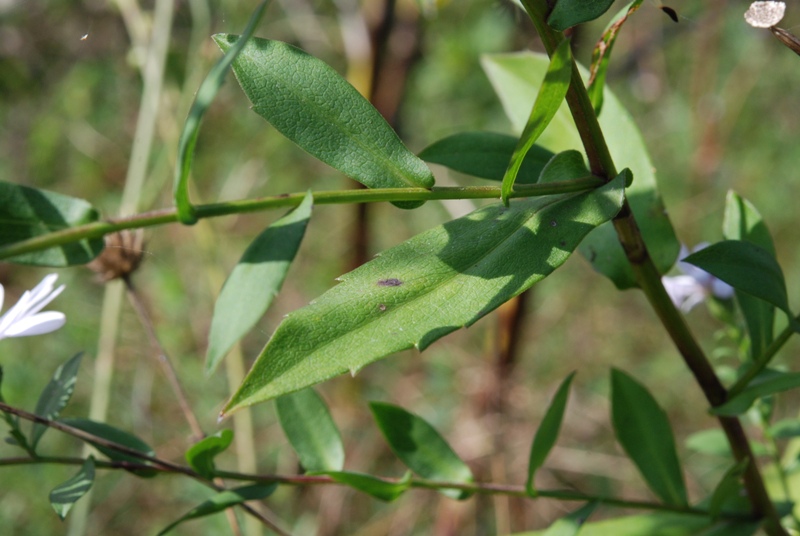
xmin=173 ymin=2 xmax=267 ymax=224
xmin=547 ymin=0 xmax=616 ymax=31
xmin=370 ymin=402 xmax=473 ymax=500
xmin=59 ymin=418 xmax=157 ymax=477
xmin=708 ymin=459 xmax=749 ymax=519
xmin=482 ymin=52 xmax=678 ymax=289
xmin=276 ymin=388 xmax=344 ymax=472
xmin=610 ymin=369 xmax=687 ymax=506
xmin=206 ymin=192 xmax=313 ymax=374
xmin=527 ymin=372 xmax=575 ymax=495
xmin=541 ymin=501 xmax=598 ymax=536
xmin=712 ymin=370 xmax=800 ymax=416
xmin=514 ymin=511 xmax=716 ymax=536
xmin=324 ymin=470 xmax=411 ymax=502
xmin=0 ymin=181 xmax=104 ymax=266
xmin=223 ymin=175 xmax=624 ymax=413
xmin=722 ymin=192 xmax=776 ymax=359
xmin=683 ymin=240 xmax=793 ymax=323
xmin=157 ymin=484 xmax=276 ymax=536
xmin=502 ymin=39 xmax=572 ymax=204
xmin=418 ymin=132 xmax=554 ymax=183
xmin=539 ymin=151 xmax=590 ymax=184
xmin=0 ymin=366 xmax=30 ymax=452
xmin=768 ymin=418 xmax=800 ymax=439
xmin=186 ymin=430 xmax=234 ymax=479
xmin=214 ymin=34 xmax=434 ymax=209
xmin=32 ymin=353 xmax=83 ymax=450
xmin=685 ymin=428 xmax=767 ymax=457
xmin=50 ymin=456 xmax=95 ymax=520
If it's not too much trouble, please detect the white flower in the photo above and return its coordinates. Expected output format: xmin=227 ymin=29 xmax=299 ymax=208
xmin=745 ymin=1 xmax=786 ymax=28
xmin=0 ymin=274 xmax=66 ymax=340
xmin=662 ymin=244 xmax=734 ymax=313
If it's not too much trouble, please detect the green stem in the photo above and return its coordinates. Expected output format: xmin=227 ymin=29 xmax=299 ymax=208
xmin=0 ymin=179 xmax=602 ymax=261
xmin=520 ymin=2 xmax=786 ymax=534
xmin=728 ymin=316 xmax=799 ymax=398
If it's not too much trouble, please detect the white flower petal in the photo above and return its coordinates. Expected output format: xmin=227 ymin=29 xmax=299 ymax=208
xmin=2 ymin=312 xmax=66 ymax=338
xmin=0 ymin=283 xmax=4 ymax=311
xmin=745 ymin=1 xmax=786 ymax=28
xmin=662 ymin=275 xmax=707 ymax=312
xmin=711 ymin=278 xmax=735 ymax=300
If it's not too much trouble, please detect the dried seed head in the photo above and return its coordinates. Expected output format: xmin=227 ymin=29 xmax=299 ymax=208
xmin=744 ymin=1 xmax=786 ymax=28
xmin=88 ymin=230 xmax=145 ymax=281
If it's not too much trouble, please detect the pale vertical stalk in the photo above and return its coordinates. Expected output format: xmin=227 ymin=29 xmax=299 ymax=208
xmin=69 ymin=1 xmax=175 ymax=534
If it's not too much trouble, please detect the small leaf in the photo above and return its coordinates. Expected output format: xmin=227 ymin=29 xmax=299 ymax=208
xmin=50 ymin=456 xmax=95 ymax=520
xmin=370 ymin=402 xmax=473 ymax=500
xmin=223 ymin=175 xmax=625 ymax=413
xmin=539 ymin=151 xmax=590 ymax=184
xmin=685 ymin=428 xmax=767 ymax=457
xmin=185 ymin=430 xmax=234 ymax=479
xmin=0 ymin=366 xmax=30 ymax=452
xmin=501 ymin=39 xmax=572 ymax=205
xmin=173 ymin=2 xmax=268 ymax=224
xmin=768 ymin=418 xmax=800 ymax=439
xmin=512 ymin=512 xmax=715 ymax=536
xmin=157 ymin=484 xmax=277 ymax=536
xmin=527 ymin=372 xmax=575 ymax=495
xmin=722 ymin=192 xmax=776 ymax=359
xmin=418 ymin=132 xmax=554 ymax=183
xmin=708 ymin=459 xmax=749 ymax=519
xmin=610 ymin=369 xmax=687 ymax=506
xmin=214 ymin=34 xmax=434 ymax=209
xmin=275 ymin=388 xmax=344 ymax=472
xmin=541 ymin=501 xmax=598 ymax=536
xmin=547 ymin=0 xmax=616 ymax=31
xmin=0 ymin=181 xmax=104 ymax=266
xmin=683 ymin=240 xmax=793 ymax=322
xmin=205 ymin=192 xmax=313 ymax=374
xmin=712 ymin=370 xmax=800 ymax=416
xmin=32 ymin=353 xmax=83 ymax=450
xmin=59 ymin=418 xmax=157 ymax=477
xmin=587 ymin=1 xmax=645 ymax=114
xmin=324 ymin=470 xmax=411 ymax=502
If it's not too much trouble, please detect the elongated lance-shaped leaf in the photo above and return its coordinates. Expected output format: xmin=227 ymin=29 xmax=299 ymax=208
xmin=324 ymin=470 xmax=412 ymax=502
xmin=418 ymin=132 xmax=554 ymax=183
xmin=723 ymin=192 xmax=776 ymax=359
xmin=157 ymin=484 xmax=277 ymax=536
xmin=50 ymin=456 xmax=95 ymax=520
xmin=482 ymin=52 xmax=679 ymax=289
xmin=527 ymin=372 xmax=575 ymax=495
xmin=185 ymin=430 xmax=233 ymax=479
xmin=276 ymin=388 xmax=344 ymax=472
xmin=222 ymin=174 xmax=625 ymax=414
xmin=712 ymin=370 xmax=800 ymax=416
xmin=541 ymin=501 xmax=598 ymax=536
xmin=547 ymin=0 xmax=616 ymax=31
xmin=708 ymin=459 xmax=749 ymax=519
xmin=0 ymin=181 xmax=104 ymax=266
xmin=610 ymin=369 xmax=687 ymax=506
xmin=501 ymin=39 xmax=572 ymax=205
xmin=32 ymin=352 xmax=83 ymax=450
xmin=173 ymin=2 xmax=268 ymax=224
xmin=539 ymin=151 xmax=590 ymax=184
xmin=205 ymin=192 xmax=313 ymax=375
xmin=59 ymin=418 xmax=158 ymax=477
xmin=587 ymin=1 xmax=644 ymax=114
xmin=214 ymin=34 xmax=434 ymax=210
xmin=370 ymin=402 xmax=473 ymax=500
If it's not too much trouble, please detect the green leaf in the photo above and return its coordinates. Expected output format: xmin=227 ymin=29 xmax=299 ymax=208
xmin=708 ymin=459 xmax=749 ymax=519
xmin=0 ymin=181 xmax=104 ymax=266
xmin=722 ymin=192 xmax=776 ymax=359
xmin=205 ymin=192 xmax=313 ymax=374
xmin=539 ymin=151 xmax=590 ymax=184
xmin=31 ymin=353 xmax=83 ymax=450
xmin=214 ymin=34 xmax=434 ymax=210
xmin=157 ymin=484 xmax=277 ymax=536
xmin=59 ymin=418 xmax=157 ymax=477
xmin=541 ymin=501 xmax=598 ymax=536
xmin=185 ymin=430 xmax=234 ymax=479
xmin=514 ymin=511 xmax=716 ymax=536
xmin=526 ymin=372 xmax=575 ymax=495
xmin=610 ymin=369 xmax=687 ymax=506
xmin=501 ymin=39 xmax=572 ymax=205
xmin=324 ymin=470 xmax=411 ymax=502
xmin=49 ymin=456 xmax=95 ymax=520
xmin=276 ymin=388 xmax=344 ymax=472
xmin=712 ymin=370 xmax=800 ymax=416
xmin=768 ymin=418 xmax=800 ymax=439
xmin=587 ymin=1 xmax=644 ymax=114
xmin=547 ymin=0 xmax=616 ymax=31
xmin=173 ymin=2 xmax=268 ymax=224
xmin=685 ymin=428 xmax=767 ymax=457
xmin=482 ymin=52 xmax=678 ymax=289
xmin=418 ymin=132 xmax=554 ymax=183
xmin=370 ymin=402 xmax=473 ymax=500
xmin=0 ymin=366 xmax=31 ymax=452
xmin=223 ymin=175 xmax=625 ymax=413
xmin=683 ymin=240 xmax=793 ymax=322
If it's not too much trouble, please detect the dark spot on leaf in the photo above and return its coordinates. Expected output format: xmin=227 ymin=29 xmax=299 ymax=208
xmin=377 ymin=278 xmax=402 ymax=287
xmin=559 ymin=240 xmax=567 ymax=247
xmin=278 ymin=193 xmax=291 ymax=198
xmin=379 ymin=304 xmax=387 ymax=312
xmin=550 ymin=220 xmax=558 ymax=227
xmin=661 ymin=6 xmax=678 ymax=23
